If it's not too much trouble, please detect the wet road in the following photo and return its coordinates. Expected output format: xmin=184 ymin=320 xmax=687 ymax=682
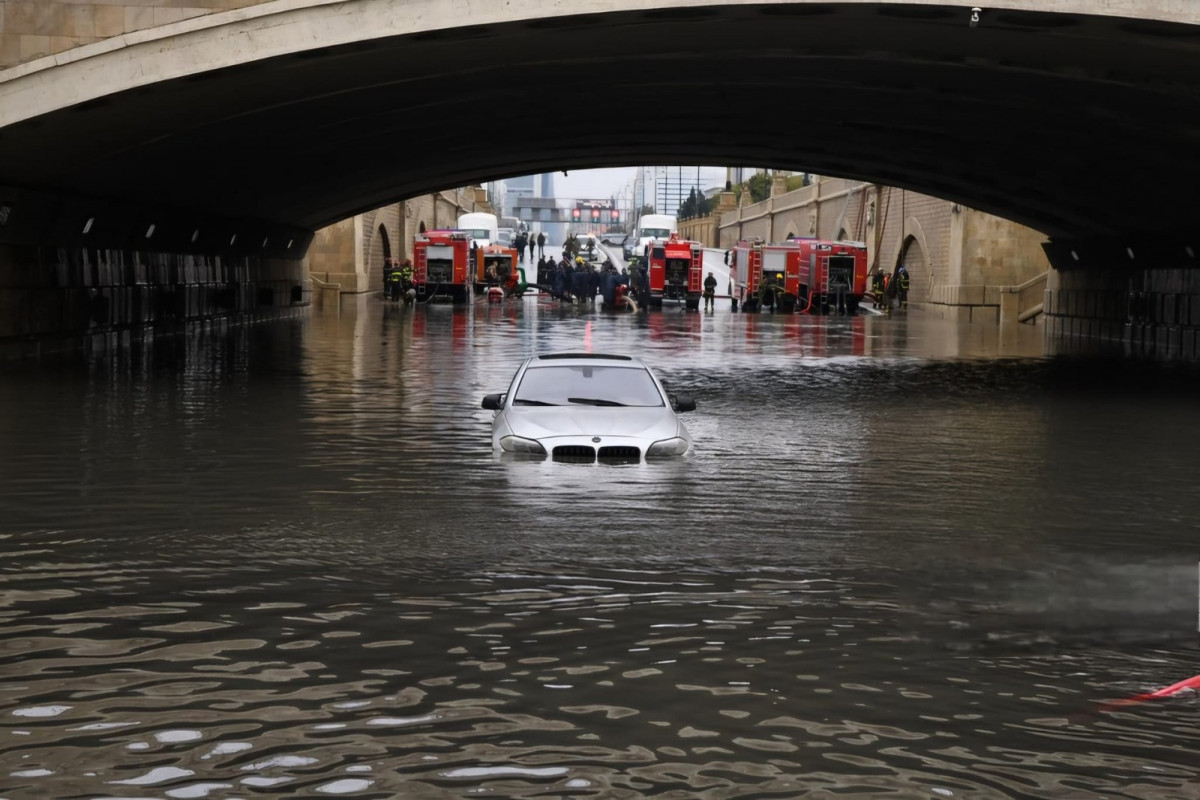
xmin=1 ymin=295 xmax=1198 ymax=799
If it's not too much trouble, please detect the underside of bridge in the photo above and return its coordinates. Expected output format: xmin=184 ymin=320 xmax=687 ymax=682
xmin=1 ymin=2 xmax=1199 ymax=270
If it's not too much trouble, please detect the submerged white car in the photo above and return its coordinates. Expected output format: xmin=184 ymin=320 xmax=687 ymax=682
xmin=482 ymin=353 xmax=695 ymax=461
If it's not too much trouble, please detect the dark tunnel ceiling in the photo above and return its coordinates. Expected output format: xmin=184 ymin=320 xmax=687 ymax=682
xmin=1 ymin=3 xmax=1199 ymax=239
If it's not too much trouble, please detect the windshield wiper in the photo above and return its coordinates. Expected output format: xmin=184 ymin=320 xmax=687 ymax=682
xmin=567 ymin=397 xmax=625 ymax=406
xmin=513 ymin=399 xmax=558 ymax=406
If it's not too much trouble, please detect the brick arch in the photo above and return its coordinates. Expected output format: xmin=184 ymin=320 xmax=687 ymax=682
xmin=896 ymin=215 xmax=932 ymax=303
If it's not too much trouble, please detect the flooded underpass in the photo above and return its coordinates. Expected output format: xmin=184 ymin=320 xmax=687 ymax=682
xmin=1 ymin=296 xmax=1197 ymax=799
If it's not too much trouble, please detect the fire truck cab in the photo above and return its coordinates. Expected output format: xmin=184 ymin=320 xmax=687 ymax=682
xmin=473 ymin=244 xmax=521 ymax=297
xmin=645 ymin=233 xmax=704 ymax=310
xmin=413 ymin=229 xmax=472 ymax=304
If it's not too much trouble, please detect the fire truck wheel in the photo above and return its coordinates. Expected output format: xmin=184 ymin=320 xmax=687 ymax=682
xmin=650 ymin=297 xmax=663 ymax=310
xmin=453 ymin=287 xmax=469 ymax=305
xmin=779 ymin=294 xmax=797 ymax=314
xmin=685 ymin=296 xmax=700 ymax=311
xmin=742 ymin=298 xmax=760 ymax=313
xmin=473 ymin=284 xmax=485 ymax=296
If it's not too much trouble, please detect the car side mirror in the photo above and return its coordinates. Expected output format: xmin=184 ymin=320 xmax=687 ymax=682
xmin=672 ymin=394 xmax=696 ymax=413
xmin=481 ymin=393 xmax=504 ymax=410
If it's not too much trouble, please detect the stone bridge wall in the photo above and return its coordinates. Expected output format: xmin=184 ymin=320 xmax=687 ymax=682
xmin=0 ymin=241 xmax=306 ymax=359
xmin=0 ymin=1 xmax=274 ymax=68
xmin=305 ymin=187 xmax=490 ymax=296
xmin=714 ymin=176 xmax=1052 ymax=323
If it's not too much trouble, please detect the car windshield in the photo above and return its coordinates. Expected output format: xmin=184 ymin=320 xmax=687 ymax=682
xmin=513 ymin=365 xmax=665 ymax=407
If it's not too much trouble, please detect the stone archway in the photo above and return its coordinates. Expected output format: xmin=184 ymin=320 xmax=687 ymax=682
xmin=366 ymin=222 xmax=393 ymax=291
xmin=898 ymin=234 xmax=927 ymax=303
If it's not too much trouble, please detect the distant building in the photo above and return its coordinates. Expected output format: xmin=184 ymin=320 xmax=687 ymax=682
xmin=503 ymin=175 xmax=535 ymax=217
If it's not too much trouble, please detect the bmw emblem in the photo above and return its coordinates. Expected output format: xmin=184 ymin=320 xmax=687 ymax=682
xmin=591 ymin=437 xmax=601 ymax=443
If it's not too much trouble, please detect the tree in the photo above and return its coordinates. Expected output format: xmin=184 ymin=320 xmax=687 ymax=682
xmin=677 ymin=187 xmax=717 ymax=220
xmin=638 ymin=204 xmax=656 ymax=217
xmin=747 ymin=172 xmax=772 ymax=203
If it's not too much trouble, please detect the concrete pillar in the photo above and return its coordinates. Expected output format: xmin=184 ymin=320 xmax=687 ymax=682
xmin=999 ymin=288 xmax=1019 ymax=325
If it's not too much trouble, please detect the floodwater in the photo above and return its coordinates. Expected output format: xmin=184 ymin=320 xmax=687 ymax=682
xmin=1 ymin=294 xmax=1198 ymax=800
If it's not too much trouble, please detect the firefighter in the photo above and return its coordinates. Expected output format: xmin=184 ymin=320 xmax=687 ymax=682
xmin=870 ymin=270 xmax=885 ymax=308
xmin=398 ymin=259 xmax=415 ymax=304
xmin=897 ymin=266 xmax=911 ymax=308
xmin=385 ymin=259 xmax=404 ymax=301
xmin=760 ymin=271 xmax=784 ymax=313
xmin=703 ymin=271 xmax=718 ymax=311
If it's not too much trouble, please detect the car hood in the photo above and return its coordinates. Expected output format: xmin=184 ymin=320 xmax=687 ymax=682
xmin=506 ymin=406 xmax=682 ymax=440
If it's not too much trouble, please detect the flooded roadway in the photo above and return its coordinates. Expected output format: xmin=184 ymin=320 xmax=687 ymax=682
xmin=1 ymin=295 xmax=1198 ymax=799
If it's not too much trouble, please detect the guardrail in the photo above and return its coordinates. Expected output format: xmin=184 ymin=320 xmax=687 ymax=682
xmin=999 ymin=271 xmax=1048 ymax=325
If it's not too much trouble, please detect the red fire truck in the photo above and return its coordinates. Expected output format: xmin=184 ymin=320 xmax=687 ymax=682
xmin=472 ymin=243 xmax=521 ymax=297
xmin=798 ymin=239 xmax=869 ymax=314
xmin=644 ymin=233 xmax=704 ymax=310
xmin=414 ymin=229 xmax=472 ymax=303
xmin=731 ymin=238 xmax=805 ymax=313
xmin=732 ymin=238 xmax=869 ymax=314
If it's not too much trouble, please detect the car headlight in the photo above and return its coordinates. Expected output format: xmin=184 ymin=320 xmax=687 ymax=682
xmin=646 ymin=437 xmax=690 ymax=457
xmin=499 ymin=435 xmax=547 ymax=455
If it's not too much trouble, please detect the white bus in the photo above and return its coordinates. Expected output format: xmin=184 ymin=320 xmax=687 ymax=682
xmin=456 ymin=212 xmax=499 ymax=249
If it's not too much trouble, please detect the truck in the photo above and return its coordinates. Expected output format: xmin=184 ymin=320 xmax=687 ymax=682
xmin=731 ymin=238 xmax=804 ymax=313
xmin=413 ymin=229 xmax=472 ymax=303
xmin=456 ymin=212 xmax=499 ymax=249
xmin=801 ymin=239 xmax=869 ymax=314
xmin=644 ymin=233 xmax=704 ymax=310
xmin=472 ymin=243 xmax=521 ymax=296
xmin=732 ymin=237 xmax=869 ymax=314
xmin=633 ymin=213 xmax=677 ymax=258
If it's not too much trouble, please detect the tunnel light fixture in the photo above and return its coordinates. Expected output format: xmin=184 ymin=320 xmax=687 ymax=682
xmin=1070 ymin=250 xmax=1079 ymax=262
xmin=262 ymin=237 xmax=269 ymax=249
xmin=82 ymin=217 xmax=94 ymax=235
xmin=1126 ymin=247 xmax=1135 ymax=260
xmin=191 ymin=229 xmax=200 ymax=243
xmin=1187 ymin=246 xmax=1195 ymax=259
xmin=229 ymin=234 xmax=237 ymax=246
xmin=287 ymin=239 xmax=294 ymax=249
xmin=145 ymin=224 xmax=156 ymax=239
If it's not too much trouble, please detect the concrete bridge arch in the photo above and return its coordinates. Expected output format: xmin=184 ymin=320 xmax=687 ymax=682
xmin=1 ymin=0 xmax=1200 ymax=270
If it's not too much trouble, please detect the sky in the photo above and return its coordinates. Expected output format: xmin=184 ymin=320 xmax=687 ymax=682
xmin=546 ymin=166 xmax=729 ymax=203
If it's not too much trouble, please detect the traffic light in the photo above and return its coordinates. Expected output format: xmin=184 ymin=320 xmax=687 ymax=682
xmin=610 ymin=209 xmax=620 ymax=222
xmin=571 ymin=208 xmax=581 ymax=222
xmin=590 ymin=208 xmax=601 ymax=222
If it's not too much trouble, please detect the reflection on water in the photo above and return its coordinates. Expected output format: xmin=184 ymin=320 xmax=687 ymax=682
xmin=1 ymin=297 xmax=1197 ymax=799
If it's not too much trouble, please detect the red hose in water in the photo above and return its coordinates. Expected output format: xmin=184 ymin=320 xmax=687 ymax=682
xmin=1102 ymin=673 xmax=1200 ymax=710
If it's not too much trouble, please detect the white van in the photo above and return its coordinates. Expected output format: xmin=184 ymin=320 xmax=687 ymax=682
xmin=634 ymin=214 xmax=677 ymax=256
xmin=457 ymin=212 xmax=499 ymax=248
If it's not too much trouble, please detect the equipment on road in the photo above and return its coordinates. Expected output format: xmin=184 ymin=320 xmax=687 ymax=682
xmin=473 ymin=243 xmax=521 ymax=297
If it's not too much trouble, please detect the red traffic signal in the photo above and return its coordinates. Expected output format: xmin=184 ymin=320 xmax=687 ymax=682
xmin=590 ymin=208 xmax=600 ymax=221
xmin=571 ymin=208 xmax=581 ymax=221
